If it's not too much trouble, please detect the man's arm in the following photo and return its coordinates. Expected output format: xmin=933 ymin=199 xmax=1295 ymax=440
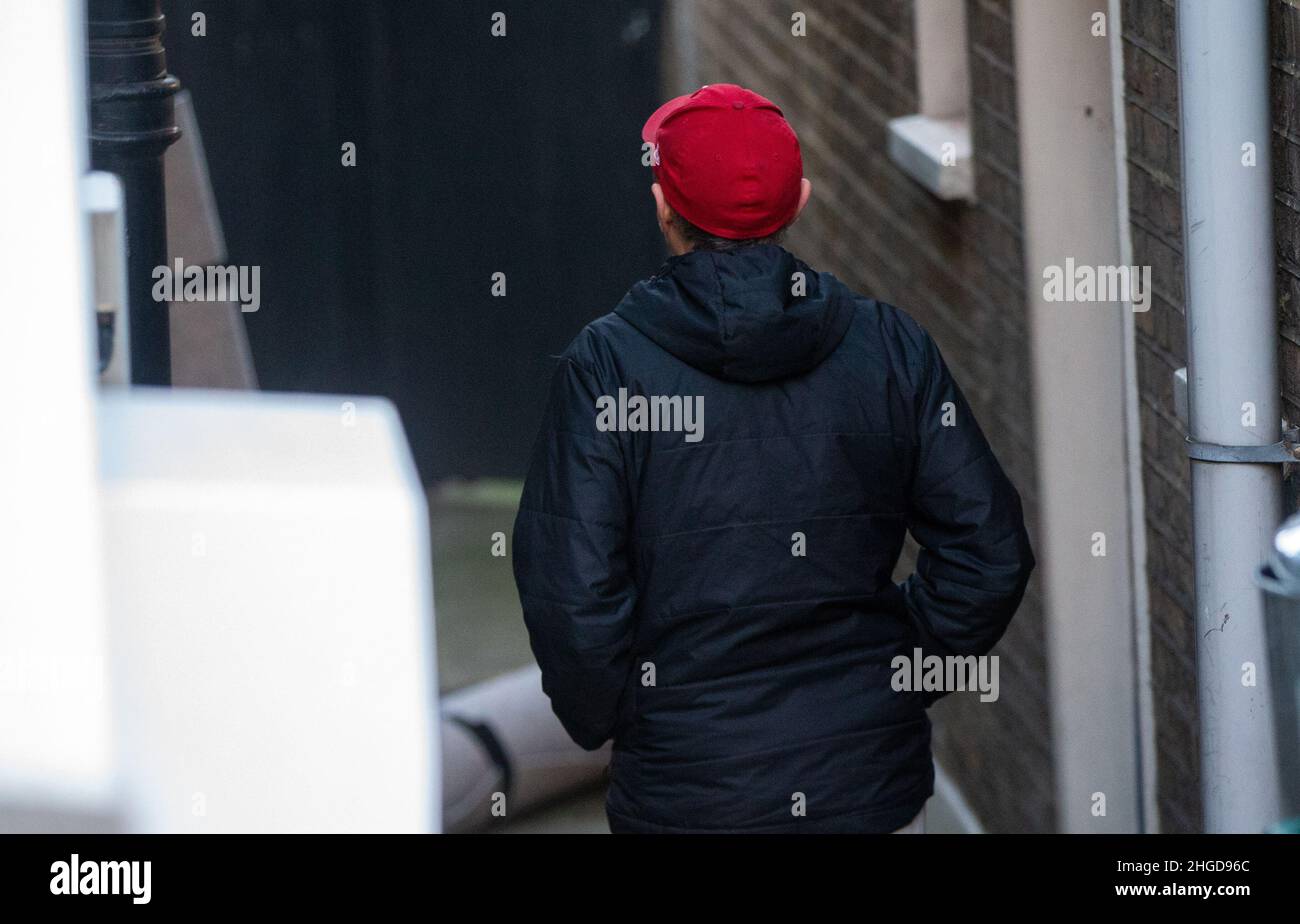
xmin=900 ymin=327 xmax=1035 ymax=661
xmin=512 ymin=355 xmax=636 ymax=750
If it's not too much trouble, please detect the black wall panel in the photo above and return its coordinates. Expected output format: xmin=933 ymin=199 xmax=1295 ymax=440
xmin=161 ymin=0 xmax=664 ymax=480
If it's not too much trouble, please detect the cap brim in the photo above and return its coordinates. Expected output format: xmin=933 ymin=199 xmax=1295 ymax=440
xmin=641 ymin=93 xmax=693 ymax=143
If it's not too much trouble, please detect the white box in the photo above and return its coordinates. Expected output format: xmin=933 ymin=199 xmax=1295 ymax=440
xmin=99 ymin=388 xmax=439 ymax=832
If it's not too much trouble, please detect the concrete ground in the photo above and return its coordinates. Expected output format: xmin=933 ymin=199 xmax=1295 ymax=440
xmin=498 ymin=788 xmax=611 ymax=835
xmin=497 ymin=788 xmax=967 ymax=834
xmin=430 ymin=479 xmax=612 ymax=834
xmin=429 ymin=479 xmax=972 ymax=835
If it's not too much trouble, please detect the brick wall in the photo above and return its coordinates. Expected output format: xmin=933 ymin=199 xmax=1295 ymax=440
xmin=1274 ymin=2 xmax=1300 ymax=437
xmin=664 ymin=0 xmax=1053 ymax=832
xmin=1121 ymin=0 xmax=1197 ymax=835
xmin=1122 ymin=0 xmax=1300 ymax=833
xmin=665 ymin=0 xmax=1300 ymax=835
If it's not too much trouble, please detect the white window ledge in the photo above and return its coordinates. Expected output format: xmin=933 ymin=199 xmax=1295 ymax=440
xmin=887 ymin=113 xmax=974 ymax=202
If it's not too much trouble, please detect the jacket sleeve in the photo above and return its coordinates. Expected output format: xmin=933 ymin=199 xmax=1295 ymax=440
xmin=512 ymin=355 xmax=637 ymax=750
xmin=899 ymin=328 xmax=1035 ymax=662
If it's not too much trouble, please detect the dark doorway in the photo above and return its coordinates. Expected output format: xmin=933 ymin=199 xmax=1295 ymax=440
xmin=162 ymin=0 xmax=665 ymax=481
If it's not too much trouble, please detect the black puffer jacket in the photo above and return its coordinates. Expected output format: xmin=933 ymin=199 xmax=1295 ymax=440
xmin=513 ymin=245 xmax=1034 ymax=833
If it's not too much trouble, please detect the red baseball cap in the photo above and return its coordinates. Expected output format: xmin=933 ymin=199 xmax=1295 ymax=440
xmin=642 ymin=84 xmax=803 ymax=240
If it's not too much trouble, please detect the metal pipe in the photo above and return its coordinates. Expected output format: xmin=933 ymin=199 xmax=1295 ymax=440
xmin=87 ymin=0 xmax=180 ymax=385
xmin=1176 ymin=0 xmax=1282 ymax=832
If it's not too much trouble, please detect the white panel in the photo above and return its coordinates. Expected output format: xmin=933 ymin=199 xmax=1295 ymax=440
xmin=100 ymin=389 xmax=439 ymax=832
xmin=0 ymin=0 xmax=116 ymax=815
xmin=915 ymin=0 xmax=970 ymax=119
xmin=1012 ymin=0 xmax=1142 ymax=832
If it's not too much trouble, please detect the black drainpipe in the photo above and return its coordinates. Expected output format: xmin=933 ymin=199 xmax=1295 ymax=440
xmin=88 ymin=0 xmax=181 ymax=386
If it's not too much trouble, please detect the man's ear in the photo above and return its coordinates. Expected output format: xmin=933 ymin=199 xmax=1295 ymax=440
xmin=651 ymin=182 xmax=674 ymax=233
xmin=792 ymin=178 xmax=813 ymax=222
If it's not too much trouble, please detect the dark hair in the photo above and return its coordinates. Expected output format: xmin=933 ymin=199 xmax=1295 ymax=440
xmin=670 ymin=211 xmax=787 ymax=253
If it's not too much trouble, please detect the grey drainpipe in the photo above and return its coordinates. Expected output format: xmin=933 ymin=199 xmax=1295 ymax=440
xmin=1176 ymin=0 xmax=1283 ymax=832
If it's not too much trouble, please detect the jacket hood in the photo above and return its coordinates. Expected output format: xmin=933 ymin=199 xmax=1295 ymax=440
xmin=613 ymin=244 xmax=854 ymax=383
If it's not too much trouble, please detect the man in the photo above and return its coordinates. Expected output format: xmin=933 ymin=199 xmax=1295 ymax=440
xmin=512 ymin=84 xmax=1034 ymax=834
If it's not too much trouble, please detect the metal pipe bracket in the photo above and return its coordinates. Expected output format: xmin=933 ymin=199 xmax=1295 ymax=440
xmin=1186 ymin=427 xmax=1300 ymax=464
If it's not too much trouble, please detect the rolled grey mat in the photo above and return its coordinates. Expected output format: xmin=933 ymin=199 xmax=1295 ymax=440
xmin=440 ymin=665 xmax=611 ymax=832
